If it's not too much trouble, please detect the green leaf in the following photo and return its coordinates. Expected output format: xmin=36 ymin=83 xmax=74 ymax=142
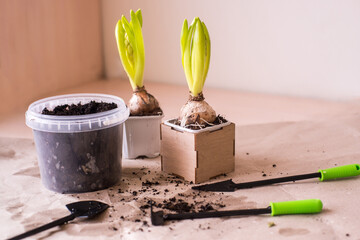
xmin=130 ymin=9 xmax=145 ymax=88
xmin=180 ymin=19 xmax=188 ymax=66
xmin=121 ymin=16 xmax=136 ymax=70
xmin=183 ymin=24 xmax=195 ymax=93
xmin=135 ymin=9 xmax=143 ymax=27
xmin=201 ymin=21 xmax=211 ymax=90
xmin=191 ymin=19 xmax=205 ymax=96
xmin=121 ymin=15 xmax=135 ymax=46
xmin=115 ymin=19 xmax=135 ymax=88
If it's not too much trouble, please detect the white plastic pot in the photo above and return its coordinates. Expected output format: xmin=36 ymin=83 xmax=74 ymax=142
xmin=123 ymin=114 xmax=164 ymax=159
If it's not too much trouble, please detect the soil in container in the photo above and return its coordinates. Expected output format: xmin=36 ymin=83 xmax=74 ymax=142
xmin=42 ymin=101 xmax=117 ymax=116
xmin=26 ymin=94 xmax=129 ymax=194
xmin=33 ymin=125 xmax=122 ymax=193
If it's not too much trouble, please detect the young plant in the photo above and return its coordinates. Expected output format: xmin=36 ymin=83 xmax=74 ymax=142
xmin=180 ymin=17 xmax=216 ymax=127
xmin=115 ymin=9 xmax=162 ymax=116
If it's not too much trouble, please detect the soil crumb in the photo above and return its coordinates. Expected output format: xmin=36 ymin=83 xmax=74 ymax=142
xmin=42 ymin=101 xmax=117 ymax=116
xmin=268 ymin=222 xmax=276 ymax=227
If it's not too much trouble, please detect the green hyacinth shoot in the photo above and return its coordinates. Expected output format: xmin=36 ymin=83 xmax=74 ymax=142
xmin=181 ymin=17 xmax=211 ymax=97
xmin=115 ymin=9 xmax=144 ymax=90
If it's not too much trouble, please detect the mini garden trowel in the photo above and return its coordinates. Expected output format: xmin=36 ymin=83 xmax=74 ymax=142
xmin=8 ymin=200 xmax=109 ymax=240
xmin=192 ymin=164 xmax=360 ymax=192
xmin=151 ymin=199 xmax=323 ymax=226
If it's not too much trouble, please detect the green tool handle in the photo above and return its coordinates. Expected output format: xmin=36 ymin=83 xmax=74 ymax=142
xmin=319 ymin=164 xmax=360 ymax=181
xmin=270 ymin=199 xmax=323 ymax=216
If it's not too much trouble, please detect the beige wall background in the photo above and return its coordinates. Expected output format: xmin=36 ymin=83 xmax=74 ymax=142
xmin=0 ymin=0 xmax=103 ymax=117
xmin=1 ymin=0 xmax=359 ymax=117
xmin=102 ymin=0 xmax=360 ymax=100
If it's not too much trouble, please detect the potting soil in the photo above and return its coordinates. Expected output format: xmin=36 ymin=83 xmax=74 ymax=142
xmin=42 ymin=101 xmax=117 ymax=115
xmin=173 ymin=115 xmax=228 ymax=130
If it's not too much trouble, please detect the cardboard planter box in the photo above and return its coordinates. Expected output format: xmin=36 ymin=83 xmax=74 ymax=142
xmin=161 ymin=119 xmax=235 ymax=183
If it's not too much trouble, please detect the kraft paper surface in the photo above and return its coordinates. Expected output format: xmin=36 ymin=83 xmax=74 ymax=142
xmin=1 ymin=109 xmax=360 ymax=239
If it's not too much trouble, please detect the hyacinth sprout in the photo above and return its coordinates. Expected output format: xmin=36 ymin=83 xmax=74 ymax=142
xmin=115 ymin=9 xmax=162 ymax=116
xmin=180 ymin=17 xmax=216 ymax=127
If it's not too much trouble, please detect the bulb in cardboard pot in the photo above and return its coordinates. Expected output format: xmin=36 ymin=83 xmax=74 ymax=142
xmin=115 ymin=9 xmax=162 ymax=116
xmin=180 ymin=17 xmax=216 ymax=127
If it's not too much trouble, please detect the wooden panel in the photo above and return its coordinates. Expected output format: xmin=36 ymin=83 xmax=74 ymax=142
xmin=161 ymin=124 xmax=196 ymax=180
xmin=0 ymin=0 xmax=103 ymax=117
xmin=195 ymin=123 xmax=235 ymax=152
xmin=195 ymin=146 xmax=235 ymax=182
xmin=195 ymin=123 xmax=235 ymax=182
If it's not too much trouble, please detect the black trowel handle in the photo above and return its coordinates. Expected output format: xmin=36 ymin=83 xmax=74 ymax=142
xmin=233 ymin=172 xmax=321 ymax=190
xmin=8 ymin=214 xmax=75 ymax=240
xmin=165 ymin=207 xmax=271 ymax=221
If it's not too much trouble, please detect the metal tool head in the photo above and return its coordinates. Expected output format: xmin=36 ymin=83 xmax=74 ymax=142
xmin=66 ymin=200 xmax=109 ymax=218
xmin=150 ymin=202 xmax=165 ymax=226
xmin=192 ymin=179 xmax=237 ymax=192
